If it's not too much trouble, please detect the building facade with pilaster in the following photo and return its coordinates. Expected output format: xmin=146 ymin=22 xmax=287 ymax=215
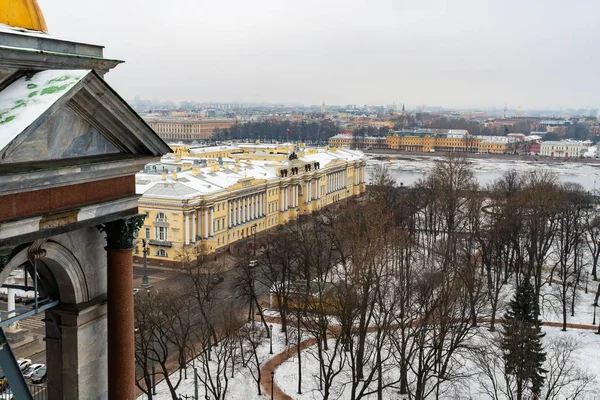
xmin=135 ymin=145 xmax=367 ymax=265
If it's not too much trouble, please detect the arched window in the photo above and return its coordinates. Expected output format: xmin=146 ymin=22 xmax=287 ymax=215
xmin=155 ymin=212 xmax=167 ymax=222
xmin=156 ymin=249 xmax=168 ymax=257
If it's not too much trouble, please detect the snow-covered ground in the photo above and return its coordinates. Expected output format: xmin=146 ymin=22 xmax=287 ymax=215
xmin=140 ymin=323 xmax=287 ymax=400
xmin=274 ymin=326 xmax=600 ymax=400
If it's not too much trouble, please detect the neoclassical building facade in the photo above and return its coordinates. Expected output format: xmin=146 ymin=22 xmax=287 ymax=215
xmin=135 ymin=144 xmax=367 ymax=265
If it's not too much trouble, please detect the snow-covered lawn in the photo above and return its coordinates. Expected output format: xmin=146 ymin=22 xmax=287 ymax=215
xmin=274 ymin=326 xmax=600 ymax=400
xmin=140 ymin=322 xmax=287 ymax=400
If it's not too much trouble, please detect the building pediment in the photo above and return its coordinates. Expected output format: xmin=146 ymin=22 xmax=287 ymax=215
xmin=0 ymin=69 xmax=170 ymax=165
xmin=0 ymin=69 xmax=171 ymax=195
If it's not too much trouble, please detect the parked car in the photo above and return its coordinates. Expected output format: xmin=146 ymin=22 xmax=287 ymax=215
xmin=30 ymin=366 xmax=47 ymax=384
xmin=16 ymin=359 xmax=31 ymax=372
xmin=22 ymin=364 xmax=44 ymax=379
xmin=0 ymin=387 xmax=13 ymax=400
xmin=0 ymin=370 xmax=6 ymax=389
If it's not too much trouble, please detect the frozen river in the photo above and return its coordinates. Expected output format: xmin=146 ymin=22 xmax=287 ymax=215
xmin=365 ymin=155 xmax=600 ymax=192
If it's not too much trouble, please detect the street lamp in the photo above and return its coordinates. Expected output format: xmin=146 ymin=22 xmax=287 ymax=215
xmin=249 ymin=259 xmax=258 ymax=328
xmin=142 ymin=239 xmax=149 ymax=287
xmin=271 ymin=370 xmax=275 ymax=400
xmin=593 ymin=302 xmax=597 ymax=325
xmin=269 ymin=324 xmax=273 ymax=354
xmin=251 ymin=223 xmax=258 ymax=256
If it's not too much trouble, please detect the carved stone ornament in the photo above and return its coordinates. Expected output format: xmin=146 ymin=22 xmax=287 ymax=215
xmin=97 ymin=215 xmax=146 ymax=250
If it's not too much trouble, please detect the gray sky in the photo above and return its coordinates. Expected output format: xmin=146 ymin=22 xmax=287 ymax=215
xmin=40 ymin=0 xmax=599 ymax=109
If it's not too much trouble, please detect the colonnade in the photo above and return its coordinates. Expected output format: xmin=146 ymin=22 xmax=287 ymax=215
xmin=229 ymin=191 xmax=266 ymax=227
xmin=327 ymin=169 xmax=347 ymax=194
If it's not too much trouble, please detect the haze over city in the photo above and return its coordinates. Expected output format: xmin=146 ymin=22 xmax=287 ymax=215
xmin=40 ymin=0 xmax=600 ymax=110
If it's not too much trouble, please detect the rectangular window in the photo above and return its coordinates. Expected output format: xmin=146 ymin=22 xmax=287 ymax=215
xmin=145 ymin=228 xmax=150 ymax=239
xmin=158 ymin=227 xmax=167 ymax=241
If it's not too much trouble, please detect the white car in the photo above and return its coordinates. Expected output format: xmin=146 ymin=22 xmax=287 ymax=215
xmin=22 ymin=364 xmax=44 ymax=379
xmin=16 ymin=359 xmax=31 ymax=372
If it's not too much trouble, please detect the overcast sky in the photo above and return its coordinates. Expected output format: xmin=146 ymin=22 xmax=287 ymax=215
xmin=39 ymin=0 xmax=599 ymax=109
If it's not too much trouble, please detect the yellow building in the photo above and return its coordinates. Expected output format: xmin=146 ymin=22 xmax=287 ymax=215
xmin=478 ymin=140 xmax=508 ymax=154
xmin=144 ymin=117 xmax=235 ymax=141
xmin=386 ymin=131 xmax=480 ymax=153
xmin=328 ymin=134 xmax=387 ymax=149
xmin=386 ymin=134 xmax=435 ymax=152
xmin=135 ymin=145 xmax=367 ymax=265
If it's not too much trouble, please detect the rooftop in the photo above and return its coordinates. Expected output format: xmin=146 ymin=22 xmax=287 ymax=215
xmin=137 ymin=145 xmax=365 ymax=200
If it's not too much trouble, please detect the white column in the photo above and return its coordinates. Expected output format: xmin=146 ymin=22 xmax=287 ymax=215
xmin=263 ymin=192 xmax=267 ymax=215
xmin=192 ymin=212 xmax=196 ymax=242
xmin=185 ymin=213 xmax=190 ymax=245
xmin=241 ymin=197 xmax=245 ymax=223
xmin=237 ymin=198 xmax=241 ymax=224
xmin=280 ymin=189 xmax=283 ymax=211
xmin=246 ymin=196 xmax=249 ymax=221
xmin=204 ymin=209 xmax=209 ymax=239
xmin=254 ymin=194 xmax=258 ymax=218
xmin=232 ymin=202 xmax=235 ymax=227
xmin=7 ymin=288 xmax=15 ymax=318
xmin=286 ymin=187 xmax=289 ymax=209
xmin=210 ymin=207 xmax=214 ymax=236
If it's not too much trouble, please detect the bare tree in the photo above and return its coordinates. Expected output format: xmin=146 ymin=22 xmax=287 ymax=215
xmin=584 ymin=206 xmax=600 ymax=281
xmin=193 ymin=310 xmax=241 ymax=400
xmin=239 ymin=324 xmax=267 ymax=396
xmin=543 ymin=337 xmax=594 ymax=399
xmin=550 ymin=183 xmax=588 ymax=331
xmin=134 ymin=289 xmax=191 ymax=400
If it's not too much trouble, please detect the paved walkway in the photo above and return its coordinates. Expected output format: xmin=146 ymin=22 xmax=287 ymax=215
xmin=260 ymin=316 xmax=599 ymax=400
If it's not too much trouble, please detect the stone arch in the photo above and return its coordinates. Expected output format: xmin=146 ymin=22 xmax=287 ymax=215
xmin=1 ymin=241 xmax=89 ymax=304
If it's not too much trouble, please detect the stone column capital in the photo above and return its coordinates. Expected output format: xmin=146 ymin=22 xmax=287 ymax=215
xmin=98 ymin=215 xmax=145 ymax=250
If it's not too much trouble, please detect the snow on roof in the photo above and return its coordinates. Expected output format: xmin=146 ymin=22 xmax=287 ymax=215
xmin=137 ymin=161 xmax=278 ymax=200
xmin=137 ymin=146 xmax=364 ymax=200
xmin=0 ymin=69 xmax=89 ymax=151
xmin=188 ymin=145 xmax=239 ymax=154
xmin=0 ymin=23 xmax=51 ymax=39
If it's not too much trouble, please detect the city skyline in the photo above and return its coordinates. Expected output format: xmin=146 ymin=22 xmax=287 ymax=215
xmin=40 ymin=0 xmax=600 ymax=110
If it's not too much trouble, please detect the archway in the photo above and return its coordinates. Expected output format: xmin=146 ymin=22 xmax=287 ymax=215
xmin=1 ymin=241 xmax=89 ymax=305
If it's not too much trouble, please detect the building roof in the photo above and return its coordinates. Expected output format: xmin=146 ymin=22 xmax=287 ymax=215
xmin=0 ymin=69 xmax=171 ymax=172
xmin=137 ymin=145 xmax=365 ymax=201
xmin=0 ymin=69 xmax=88 ymax=151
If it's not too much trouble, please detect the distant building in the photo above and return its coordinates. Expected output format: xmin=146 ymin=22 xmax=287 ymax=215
xmin=539 ymin=140 xmax=592 ymax=158
xmin=135 ymin=144 xmax=367 ymax=265
xmin=328 ymin=134 xmax=387 ymax=149
xmin=144 ymin=117 xmax=236 ymax=141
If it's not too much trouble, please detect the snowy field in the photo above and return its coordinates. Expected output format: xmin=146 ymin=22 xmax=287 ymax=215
xmin=275 ymin=327 xmax=600 ymax=400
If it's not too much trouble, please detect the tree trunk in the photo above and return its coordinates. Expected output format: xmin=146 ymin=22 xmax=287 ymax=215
xmin=297 ymin=315 xmax=302 ymax=394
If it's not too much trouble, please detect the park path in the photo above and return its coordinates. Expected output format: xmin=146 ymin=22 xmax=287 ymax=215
xmin=260 ymin=315 xmax=599 ymax=400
